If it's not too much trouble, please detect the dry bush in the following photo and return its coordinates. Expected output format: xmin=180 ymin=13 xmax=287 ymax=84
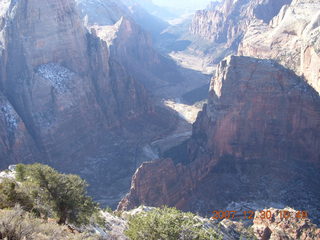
xmin=0 ymin=205 xmax=36 ymax=239
xmin=0 ymin=206 xmax=104 ymax=240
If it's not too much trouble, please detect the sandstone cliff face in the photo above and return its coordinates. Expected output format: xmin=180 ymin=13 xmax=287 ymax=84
xmin=190 ymin=0 xmax=292 ymax=48
xmin=91 ymin=17 xmax=182 ymax=91
xmin=0 ymin=93 xmax=39 ymax=167
xmin=76 ymin=0 xmax=168 ymax=37
xmin=0 ymin=0 xmax=151 ymax=166
xmin=118 ymin=56 xmax=320 ymax=222
xmin=239 ymin=0 xmax=320 ymax=93
xmin=76 ymin=0 xmax=130 ymax=26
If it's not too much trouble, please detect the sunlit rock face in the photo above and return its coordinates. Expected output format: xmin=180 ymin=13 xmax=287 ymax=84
xmin=239 ymin=0 xmax=320 ymax=93
xmin=76 ymin=0 xmax=182 ymax=92
xmin=75 ymin=0 xmax=168 ymax=37
xmin=119 ymin=56 xmax=320 ymax=223
xmin=0 ymin=0 xmax=151 ymax=166
xmin=190 ymin=0 xmax=292 ymax=48
xmin=75 ymin=0 xmax=131 ymax=26
xmin=91 ymin=17 xmax=182 ymax=91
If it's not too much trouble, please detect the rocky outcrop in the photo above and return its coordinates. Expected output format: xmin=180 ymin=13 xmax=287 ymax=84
xmin=239 ymin=0 xmax=320 ymax=93
xmin=118 ymin=158 xmax=191 ymax=211
xmin=190 ymin=0 xmax=292 ymax=48
xmin=76 ymin=0 xmax=168 ymax=37
xmin=253 ymin=208 xmax=320 ymax=239
xmin=0 ymin=0 xmax=151 ymax=166
xmin=118 ymin=56 xmax=320 ymax=223
xmin=91 ymin=17 xmax=182 ymax=91
xmin=76 ymin=0 xmax=131 ymax=26
xmin=76 ymin=0 xmax=183 ymax=92
xmin=0 ymin=93 xmax=39 ymax=167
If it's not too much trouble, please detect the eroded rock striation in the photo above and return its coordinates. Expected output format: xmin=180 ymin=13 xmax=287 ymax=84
xmin=0 ymin=93 xmax=39 ymax=167
xmin=75 ymin=0 xmax=168 ymax=37
xmin=118 ymin=56 xmax=320 ymax=222
xmin=190 ymin=0 xmax=292 ymax=48
xmin=0 ymin=0 xmax=151 ymax=166
xmin=91 ymin=17 xmax=183 ymax=91
xmin=76 ymin=0 xmax=131 ymax=26
xmin=239 ymin=0 xmax=320 ymax=93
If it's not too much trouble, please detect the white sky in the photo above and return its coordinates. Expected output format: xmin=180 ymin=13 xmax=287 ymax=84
xmin=153 ymin=0 xmax=214 ymax=11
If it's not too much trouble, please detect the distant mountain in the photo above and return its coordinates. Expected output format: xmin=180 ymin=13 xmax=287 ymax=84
xmin=185 ymin=0 xmax=292 ymax=65
xmin=190 ymin=0 xmax=292 ymax=48
xmin=90 ymin=17 xmax=183 ymax=91
xmin=76 ymin=0 xmax=183 ymax=93
xmin=75 ymin=0 xmax=130 ymax=25
xmin=239 ymin=0 xmax=320 ymax=93
xmin=126 ymin=0 xmax=179 ymax=21
xmin=76 ymin=0 xmax=168 ymax=37
xmin=153 ymin=0 xmax=216 ymax=13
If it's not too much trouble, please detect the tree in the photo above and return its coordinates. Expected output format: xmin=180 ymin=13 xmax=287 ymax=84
xmin=0 ymin=179 xmax=33 ymax=211
xmin=125 ymin=206 xmax=222 ymax=240
xmin=0 ymin=179 xmax=18 ymax=209
xmin=13 ymin=164 xmax=98 ymax=226
xmin=15 ymin=164 xmax=27 ymax=182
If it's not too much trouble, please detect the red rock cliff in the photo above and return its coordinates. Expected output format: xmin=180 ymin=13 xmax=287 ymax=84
xmin=239 ymin=0 xmax=320 ymax=93
xmin=118 ymin=56 xmax=320 ymax=222
xmin=0 ymin=0 xmax=152 ymax=166
xmin=91 ymin=17 xmax=183 ymax=91
xmin=190 ymin=0 xmax=292 ymax=48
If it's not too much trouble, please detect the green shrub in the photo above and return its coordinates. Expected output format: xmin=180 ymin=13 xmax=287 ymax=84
xmin=15 ymin=164 xmax=27 ymax=182
xmin=21 ymin=164 xmax=98 ymax=225
xmin=0 ymin=164 xmax=99 ymax=226
xmin=0 ymin=178 xmax=34 ymax=211
xmin=125 ymin=206 xmax=222 ymax=240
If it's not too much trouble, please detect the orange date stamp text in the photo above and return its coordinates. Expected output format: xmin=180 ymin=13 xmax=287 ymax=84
xmin=210 ymin=210 xmax=308 ymax=220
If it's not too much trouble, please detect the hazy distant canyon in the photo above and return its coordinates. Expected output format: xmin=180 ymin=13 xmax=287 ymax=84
xmin=0 ymin=0 xmax=319 ymax=228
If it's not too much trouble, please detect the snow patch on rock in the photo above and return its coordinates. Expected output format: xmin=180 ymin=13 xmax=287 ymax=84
xmin=0 ymin=103 xmax=18 ymax=132
xmin=36 ymin=63 xmax=74 ymax=93
xmin=0 ymin=165 xmax=16 ymax=182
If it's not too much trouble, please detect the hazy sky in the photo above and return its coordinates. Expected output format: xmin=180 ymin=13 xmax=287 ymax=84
xmin=153 ymin=0 xmax=214 ymax=11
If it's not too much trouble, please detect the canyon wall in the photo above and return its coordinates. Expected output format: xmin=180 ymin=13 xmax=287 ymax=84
xmin=190 ymin=0 xmax=292 ymax=49
xmin=76 ymin=0 xmax=168 ymax=37
xmin=190 ymin=0 xmax=320 ymax=93
xmin=0 ymin=93 xmax=39 ymax=167
xmin=119 ymin=56 xmax=320 ymax=221
xmin=0 ymin=0 xmax=151 ymax=166
xmin=91 ymin=17 xmax=183 ymax=91
xmin=239 ymin=0 xmax=320 ymax=93
xmin=76 ymin=0 xmax=183 ymax=92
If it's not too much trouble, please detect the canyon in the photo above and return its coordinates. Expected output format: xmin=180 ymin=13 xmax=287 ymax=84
xmin=0 ymin=0 xmax=210 ymax=208
xmin=190 ymin=0 xmax=292 ymax=45
xmin=0 ymin=0 xmax=189 ymax=208
xmin=0 ymin=0 xmax=319 ymax=236
xmin=178 ymin=0 xmax=293 ymax=67
xmin=186 ymin=0 xmax=320 ymax=94
xmin=239 ymin=0 xmax=320 ymax=93
xmin=132 ymin=0 xmax=320 ymax=227
xmin=119 ymin=55 xmax=320 ymax=223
